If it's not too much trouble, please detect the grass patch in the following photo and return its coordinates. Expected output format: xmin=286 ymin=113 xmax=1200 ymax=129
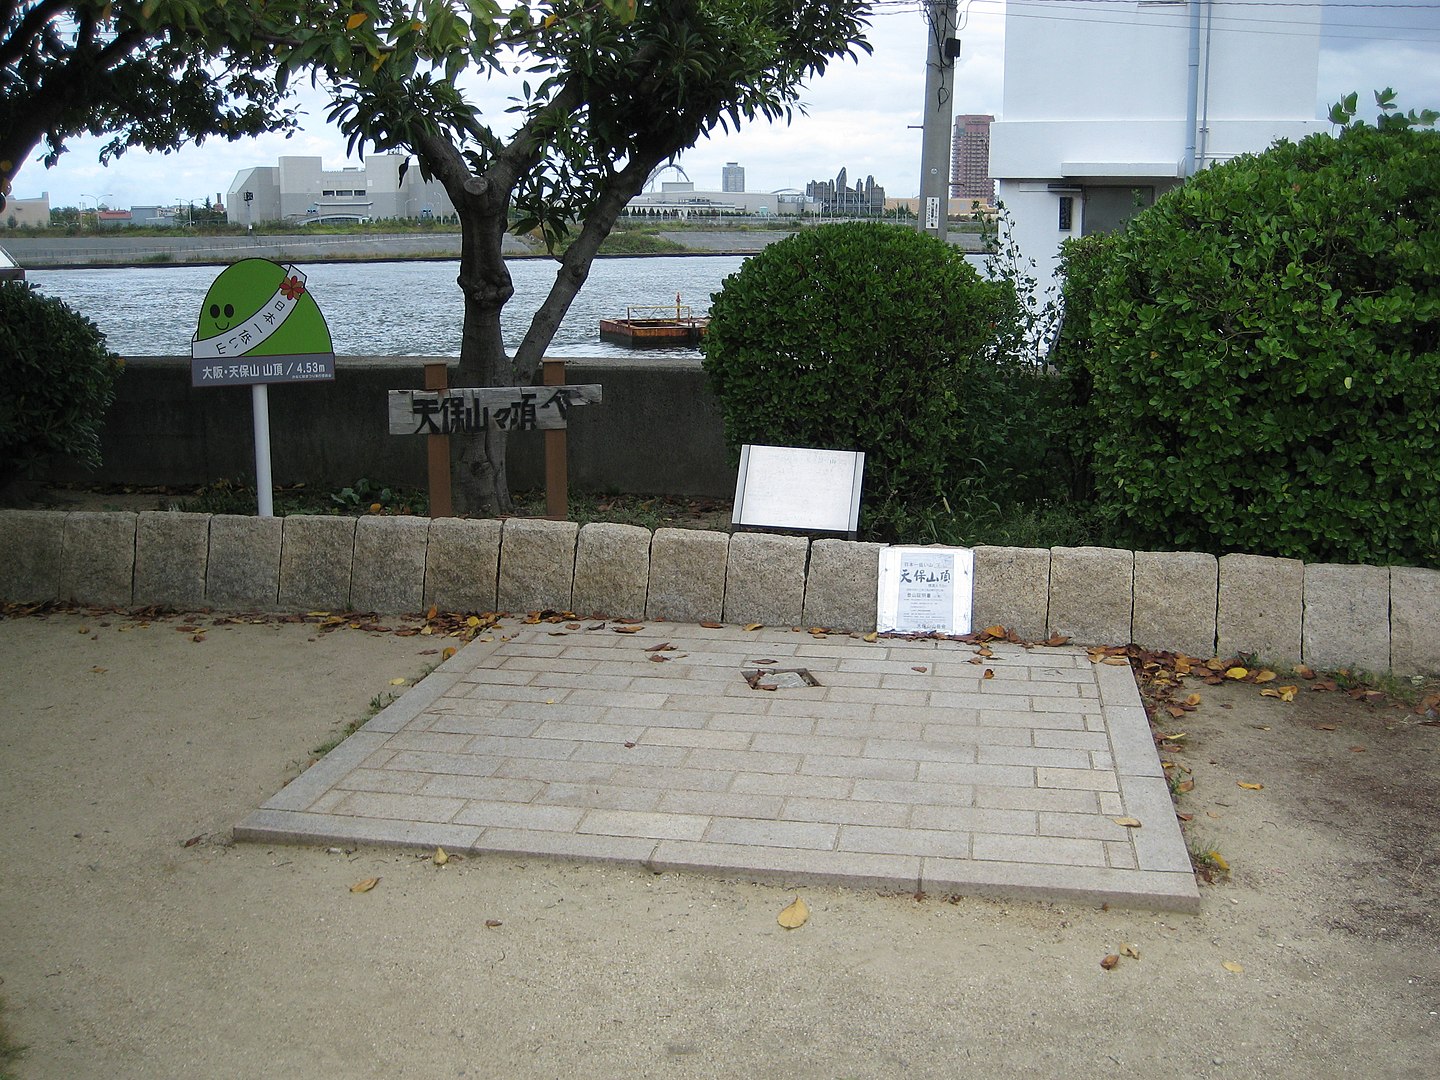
xmin=174 ymin=477 xmax=428 ymax=518
xmin=507 ymin=490 xmax=732 ymax=532
xmin=882 ymin=498 xmax=1114 ymax=550
xmin=596 ymin=231 xmax=687 ymax=255
xmin=1188 ymin=840 xmax=1232 ymax=883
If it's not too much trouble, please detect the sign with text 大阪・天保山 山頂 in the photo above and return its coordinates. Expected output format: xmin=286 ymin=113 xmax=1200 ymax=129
xmin=190 ymin=259 xmax=335 ymax=387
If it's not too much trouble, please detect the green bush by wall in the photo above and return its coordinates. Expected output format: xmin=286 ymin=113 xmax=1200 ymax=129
xmin=701 ymin=222 xmax=1041 ymax=540
xmin=0 ymin=282 xmax=123 ymax=489
xmin=1083 ymin=124 xmax=1440 ymax=566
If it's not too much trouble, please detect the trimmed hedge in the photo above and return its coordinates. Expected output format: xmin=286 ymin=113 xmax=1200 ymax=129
xmin=701 ymin=222 xmax=1038 ymax=540
xmin=1084 ymin=124 xmax=1440 ymax=566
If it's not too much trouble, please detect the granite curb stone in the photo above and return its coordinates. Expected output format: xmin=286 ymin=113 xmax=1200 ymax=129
xmin=646 ymin=528 xmax=729 ymax=623
xmin=0 ymin=508 xmax=65 ymax=601
xmin=723 ymin=532 xmax=809 ymax=627
xmin=1217 ymin=553 xmax=1303 ymax=664
xmin=206 ymin=514 xmax=282 ymax=609
xmin=351 ymin=515 xmax=430 ymax=613
xmin=1132 ymin=550 xmax=1218 ymax=659
xmin=133 ymin=511 xmax=210 ymax=608
xmin=498 ymin=517 xmax=579 ymax=613
xmin=802 ymin=539 xmax=884 ymax=632
xmin=1389 ymin=565 xmax=1440 ymax=675
xmin=60 ymin=511 xmax=137 ymax=607
xmin=278 ymin=516 xmax=357 ymax=611
xmin=1302 ymin=562 xmax=1390 ymax=673
xmin=572 ymin=521 xmax=651 ymax=619
xmin=1047 ymin=546 xmax=1134 ymax=645
xmin=972 ymin=546 xmax=1050 ymax=639
xmin=424 ymin=517 xmax=500 ymax=613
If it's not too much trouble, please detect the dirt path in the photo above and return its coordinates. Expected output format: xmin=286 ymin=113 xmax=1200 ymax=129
xmin=0 ymin=608 xmax=1435 ymax=1079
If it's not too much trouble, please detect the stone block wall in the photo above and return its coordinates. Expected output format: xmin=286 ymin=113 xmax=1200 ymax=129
xmin=1 ymin=509 xmax=1436 ymax=676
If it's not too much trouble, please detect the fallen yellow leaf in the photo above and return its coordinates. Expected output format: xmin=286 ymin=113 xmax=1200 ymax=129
xmin=1225 ymin=666 xmax=1249 ymax=680
xmin=1184 ymin=693 xmax=1202 ymax=707
xmin=744 ymin=623 xmax=764 ymax=632
xmin=1207 ymin=850 xmax=1230 ymax=872
xmin=350 ymin=877 xmax=380 ymax=893
xmin=1237 ymin=781 xmax=1264 ymax=791
xmin=466 ymin=615 xmax=482 ymax=628
xmin=862 ymin=631 xmax=879 ymax=643
xmin=1222 ymin=961 xmax=1244 ymax=974
xmin=1121 ymin=943 xmax=1141 ymax=960
xmin=777 ymin=896 xmax=810 ymax=929
xmin=389 ymin=677 xmax=408 ymax=686
xmin=1112 ymin=817 xmax=1142 ymax=828
xmin=441 ymin=646 xmax=457 ymax=660
xmin=1102 ymin=657 xmax=1129 ymax=666
xmin=432 ymin=847 xmax=449 ymax=866
xmin=1254 ymin=670 xmax=1277 ymax=683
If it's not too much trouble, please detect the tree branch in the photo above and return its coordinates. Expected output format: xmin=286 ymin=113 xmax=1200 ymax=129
xmin=513 ymin=144 xmax=668 ymax=370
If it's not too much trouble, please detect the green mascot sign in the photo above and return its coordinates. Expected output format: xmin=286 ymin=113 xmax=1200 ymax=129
xmin=190 ymin=259 xmax=336 ymax=516
xmin=191 ymin=259 xmax=334 ymax=386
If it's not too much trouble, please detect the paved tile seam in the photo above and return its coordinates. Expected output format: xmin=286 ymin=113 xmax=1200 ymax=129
xmin=237 ymin=625 xmax=1200 ymax=912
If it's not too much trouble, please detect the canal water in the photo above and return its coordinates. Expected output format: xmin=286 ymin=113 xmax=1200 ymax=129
xmin=27 ymin=255 xmax=748 ymax=359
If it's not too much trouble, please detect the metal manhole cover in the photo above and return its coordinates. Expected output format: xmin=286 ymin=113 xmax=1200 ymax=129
xmin=742 ymin=668 xmax=820 ymax=691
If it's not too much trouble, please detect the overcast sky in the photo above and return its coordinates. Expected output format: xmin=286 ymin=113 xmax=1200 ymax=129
xmin=19 ymin=0 xmax=1440 ymax=211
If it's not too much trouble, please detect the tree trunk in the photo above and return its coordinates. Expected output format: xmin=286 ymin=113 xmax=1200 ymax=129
xmin=449 ymin=177 xmax=519 ymax=515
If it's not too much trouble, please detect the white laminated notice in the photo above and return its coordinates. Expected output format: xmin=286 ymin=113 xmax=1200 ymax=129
xmin=876 ymin=546 xmax=974 ymax=635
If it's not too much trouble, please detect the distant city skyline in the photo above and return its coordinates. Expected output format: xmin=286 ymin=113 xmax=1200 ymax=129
xmin=14 ymin=2 xmax=1440 ymax=213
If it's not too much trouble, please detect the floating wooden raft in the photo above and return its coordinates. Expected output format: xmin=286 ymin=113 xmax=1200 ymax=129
xmin=599 ymin=302 xmax=709 ymax=348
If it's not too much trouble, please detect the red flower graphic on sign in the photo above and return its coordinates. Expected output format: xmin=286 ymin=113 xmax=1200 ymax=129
xmin=280 ymin=276 xmax=305 ymax=300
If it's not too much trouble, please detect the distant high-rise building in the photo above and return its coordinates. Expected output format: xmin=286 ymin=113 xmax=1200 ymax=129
xmin=950 ymin=114 xmax=995 ymax=203
xmin=721 ymin=162 xmax=745 ymax=192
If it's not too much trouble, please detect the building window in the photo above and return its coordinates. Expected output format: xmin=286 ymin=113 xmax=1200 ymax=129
xmin=322 ymin=189 xmax=335 ymax=196
xmin=1058 ymin=196 xmax=1074 ymax=232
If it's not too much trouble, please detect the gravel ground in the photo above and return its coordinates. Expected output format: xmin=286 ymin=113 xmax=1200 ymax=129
xmin=0 ymin=606 xmax=1435 ymax=1079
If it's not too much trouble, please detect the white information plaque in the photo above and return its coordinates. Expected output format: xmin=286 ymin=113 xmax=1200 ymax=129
xmin=876 ymin=546 xmax=974 ymax=635
xmin=732 ymin=444 xmax=865 ymax=535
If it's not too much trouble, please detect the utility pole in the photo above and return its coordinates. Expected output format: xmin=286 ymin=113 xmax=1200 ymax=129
xmin=917 ymin=0 xmax=960 ymax=243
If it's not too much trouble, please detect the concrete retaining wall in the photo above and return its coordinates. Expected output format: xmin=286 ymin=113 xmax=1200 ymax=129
xmin=3 ymin=510 xmax=1435 ymax=677
xmin=42 ymin=355 xmax=734 ymax=498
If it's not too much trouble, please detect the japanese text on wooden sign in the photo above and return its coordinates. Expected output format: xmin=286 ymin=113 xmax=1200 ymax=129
xmin=388 ymin=385 xmax=602 ymax=436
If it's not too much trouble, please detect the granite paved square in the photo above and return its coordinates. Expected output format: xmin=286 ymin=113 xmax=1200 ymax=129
xmin=238 ymin=622 xmax=1199 ymax=911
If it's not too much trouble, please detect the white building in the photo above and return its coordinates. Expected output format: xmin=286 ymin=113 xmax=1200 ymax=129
xmin=989 ymin=1 xmax=1327 ymax=292
xmin=226 ymin=154 xmax=456 ymax=226
xmin=623 ymin=181 xmax=802 ymax=218
xmin=721 ymin=162 xmax=745 ymax=193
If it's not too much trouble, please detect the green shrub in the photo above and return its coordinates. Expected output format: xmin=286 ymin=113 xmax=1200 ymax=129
xmin=701 ymin=222 xmax=1041 ymax=540
xmin=0 ymin=282 xmax=123 ymax=487
xmin=1047 ymin=232 xmax=1117 ymax=503
xmin=1083 ymin=124 xmax=1440 ymax=566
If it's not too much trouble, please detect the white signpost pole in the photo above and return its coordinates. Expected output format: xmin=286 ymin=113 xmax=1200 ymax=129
xmin=252 ymin=384 xmax=274 ymax=517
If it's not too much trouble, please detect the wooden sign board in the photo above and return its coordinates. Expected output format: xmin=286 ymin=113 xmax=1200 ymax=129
xmin=388 ymin=384 xmax=601 ymax=435
xmin=731 ymin=444 xmax=865 ymax=535
xmin=876 ymin=546 xmax=974 ymax=635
